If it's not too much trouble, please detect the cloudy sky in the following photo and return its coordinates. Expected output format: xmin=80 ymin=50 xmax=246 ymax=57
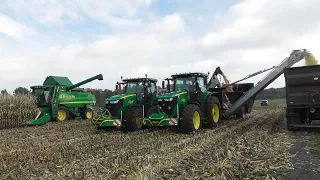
xmin=1 ymin=0 xmax=319 ymax=93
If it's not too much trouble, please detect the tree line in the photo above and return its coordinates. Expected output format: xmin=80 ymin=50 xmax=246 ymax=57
xmin=255 ymin=87 xmax=286 ymax=100
xmin=1 ymin=86 xmax=286 ymax=105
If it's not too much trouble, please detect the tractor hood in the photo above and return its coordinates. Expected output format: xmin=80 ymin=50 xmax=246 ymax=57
xmin=157 ymin=90 xmax=187 ymax=100
xmin=105 ymin=93 xmax=136 ymax=102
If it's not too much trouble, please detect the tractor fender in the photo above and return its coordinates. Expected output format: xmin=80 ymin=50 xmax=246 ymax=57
xmin=203 ymin=92 xmax=223 ymax=112
xmin=204 ymin=92 xmax=218 ymax=104
xmin=188 ymin=102 xmax=201 ymax=109
xmin=206 ymin=92 xmax=222 ymax=103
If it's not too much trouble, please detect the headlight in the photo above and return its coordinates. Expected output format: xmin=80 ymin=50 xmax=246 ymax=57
xmin=110 ymin=100 xmax=119 ymax=104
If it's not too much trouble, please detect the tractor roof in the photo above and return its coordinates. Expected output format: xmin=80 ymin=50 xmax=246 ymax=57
xmin=43 ymin=76 xmax=73 ymax=86
xmin=171 ymin=72 xmax=208 ymax=78
xmin=122 ymin=77 xmax=158 ymax=82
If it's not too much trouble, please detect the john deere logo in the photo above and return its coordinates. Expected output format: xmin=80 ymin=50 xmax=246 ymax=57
xmin=128 ymin=100 xmax=134 ymax=104
xmin=181 ymin=98 xmax=186 ymax=102
xmin=59 ymin=94 xmax=75 ymax=99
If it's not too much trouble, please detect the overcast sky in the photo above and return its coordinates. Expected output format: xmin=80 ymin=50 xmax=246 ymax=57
xmin=1 ymin=0 xmax=319 ymax=93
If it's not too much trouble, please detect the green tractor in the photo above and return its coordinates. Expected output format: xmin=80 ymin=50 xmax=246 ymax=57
xmin=27 ymin=74 xmax=104 ymax=125
xmin=144 ymin=72 xmax=224 ymax=133
xmin=143 ymin=68 xmax=258 ymax=133
xmin=93 ymin=75 xmax=158 ymax=132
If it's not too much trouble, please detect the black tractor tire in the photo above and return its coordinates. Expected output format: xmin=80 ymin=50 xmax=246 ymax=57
xmin=54 ymin=106 xmax=69 ymax=122
xmin=179 ymin=104 xmax=202 ymax=133
xmin=205 ymin=96 xmax=221 ymax=128
xmin=235 ymin=106 xmax=247 ymax=119
xmin=124 ymin=107 xmax=144 ymax=132
xmin=81 ymin=108 xmax=93 ymax=120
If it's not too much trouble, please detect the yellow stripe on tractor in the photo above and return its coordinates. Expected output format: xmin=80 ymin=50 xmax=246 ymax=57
xmin=60 ymin=101 xmax=96 ymax=104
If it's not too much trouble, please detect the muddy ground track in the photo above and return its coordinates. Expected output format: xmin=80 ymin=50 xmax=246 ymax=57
xmin=0 ymin=108 xmax=280 ymax=179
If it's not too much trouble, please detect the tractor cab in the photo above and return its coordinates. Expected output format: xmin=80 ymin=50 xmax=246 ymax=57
xmin=164 ymin=72 xmax=208 ymax=103
xmin=30 ymin=85 xmax=53 ymax=107
xmin=116 ymin=77 xmax=158 ymax=105
xmin=96 ymin=76 xmax=158 ymax=130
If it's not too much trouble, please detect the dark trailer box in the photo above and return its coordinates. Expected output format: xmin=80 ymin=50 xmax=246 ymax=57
xmin=284 ymin=64 xmax=320 ymax=129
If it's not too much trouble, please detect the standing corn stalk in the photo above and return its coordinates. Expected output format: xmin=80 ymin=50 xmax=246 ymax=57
xmin=0 ymin=94 xmax=38 ymax=130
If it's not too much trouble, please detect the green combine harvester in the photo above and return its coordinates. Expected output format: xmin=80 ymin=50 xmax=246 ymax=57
xmin=93 ymin=75 xmax=158 ymax=132
xmin=27 ymin=74 xmax=104 ymax=125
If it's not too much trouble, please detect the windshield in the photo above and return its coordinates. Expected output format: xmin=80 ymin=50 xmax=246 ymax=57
xmin=32 ymin=88 xmax=52 ymax=103
xmin=125 ymin=82 xmax=145 ymax=94
xmin=174 ymin=77 xmax=196 ymax=91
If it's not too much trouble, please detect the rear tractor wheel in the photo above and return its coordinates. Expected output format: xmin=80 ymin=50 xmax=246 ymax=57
xmin=205 ymin=96 xmax=221 ymax=128
xmin=180 ymin=104 xmax=202 ymax=133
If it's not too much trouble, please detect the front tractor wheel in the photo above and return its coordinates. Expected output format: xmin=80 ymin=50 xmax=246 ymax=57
xmin=56 ymin=106 xmax=69 ymax=121
xmin=205 ymin=96 xmax=221 ymax=128
xmin=124 ymin=107 xmax=143 ymax=132
xmin=180 ymin=104 xmax=202 ymax=133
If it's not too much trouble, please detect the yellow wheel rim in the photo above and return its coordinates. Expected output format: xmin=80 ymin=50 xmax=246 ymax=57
xmin=57 ymin=110 xmax=66 ymax=121
xmin=193 ymin=111 xmax=200 ymax=130
xmin=212 ymin=104 xmax=220 ymax=123
xmin=86 ymin=111 xmax=92 ymax=119
xmin=136 ymin=116 xmax=143 ymax=128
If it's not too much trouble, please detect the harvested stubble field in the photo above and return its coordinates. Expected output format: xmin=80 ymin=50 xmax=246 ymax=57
xmin=0 ymin=105 xmax=293 ymax=180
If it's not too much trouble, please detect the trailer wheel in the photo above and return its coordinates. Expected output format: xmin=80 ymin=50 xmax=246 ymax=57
xmin=236 ymin=106 xmax=247 ymax=119
xmin=179 ymin=104 xmax=202 ymax=133
xmin=55 ymin=106 xmax=69 ymax=121
xmin=286 ymin=116 xmax=300 ymax=131
xmin=81 ymin=108 xmax=93 ymax=120
xmin=124 ymin=107 xmax=143 ymax=132
xmin=205 ymin=96 xmax=221 ymax=128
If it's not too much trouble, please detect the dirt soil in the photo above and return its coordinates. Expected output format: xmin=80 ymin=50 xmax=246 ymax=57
xmin=281 ymin=130 xmax=320 ymax=180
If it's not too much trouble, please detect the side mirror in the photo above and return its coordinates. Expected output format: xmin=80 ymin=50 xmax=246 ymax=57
xmin=116 ymin=84 xmax=118 ymax=90
xmin=162 ymin=81 xmax=165 ymax=89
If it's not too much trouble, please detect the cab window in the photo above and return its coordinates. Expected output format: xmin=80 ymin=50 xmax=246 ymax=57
xmin=150 ymin=82 xmax=157 ymax=93
xmin=197 ymin=77 xmax=206 ymax=92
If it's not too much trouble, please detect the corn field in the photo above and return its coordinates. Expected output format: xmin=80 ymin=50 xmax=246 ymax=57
xmin=0 ymin=94 xmax=37 ymax=130
xmin=0 ymin=106 xmax=294 ymax=179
